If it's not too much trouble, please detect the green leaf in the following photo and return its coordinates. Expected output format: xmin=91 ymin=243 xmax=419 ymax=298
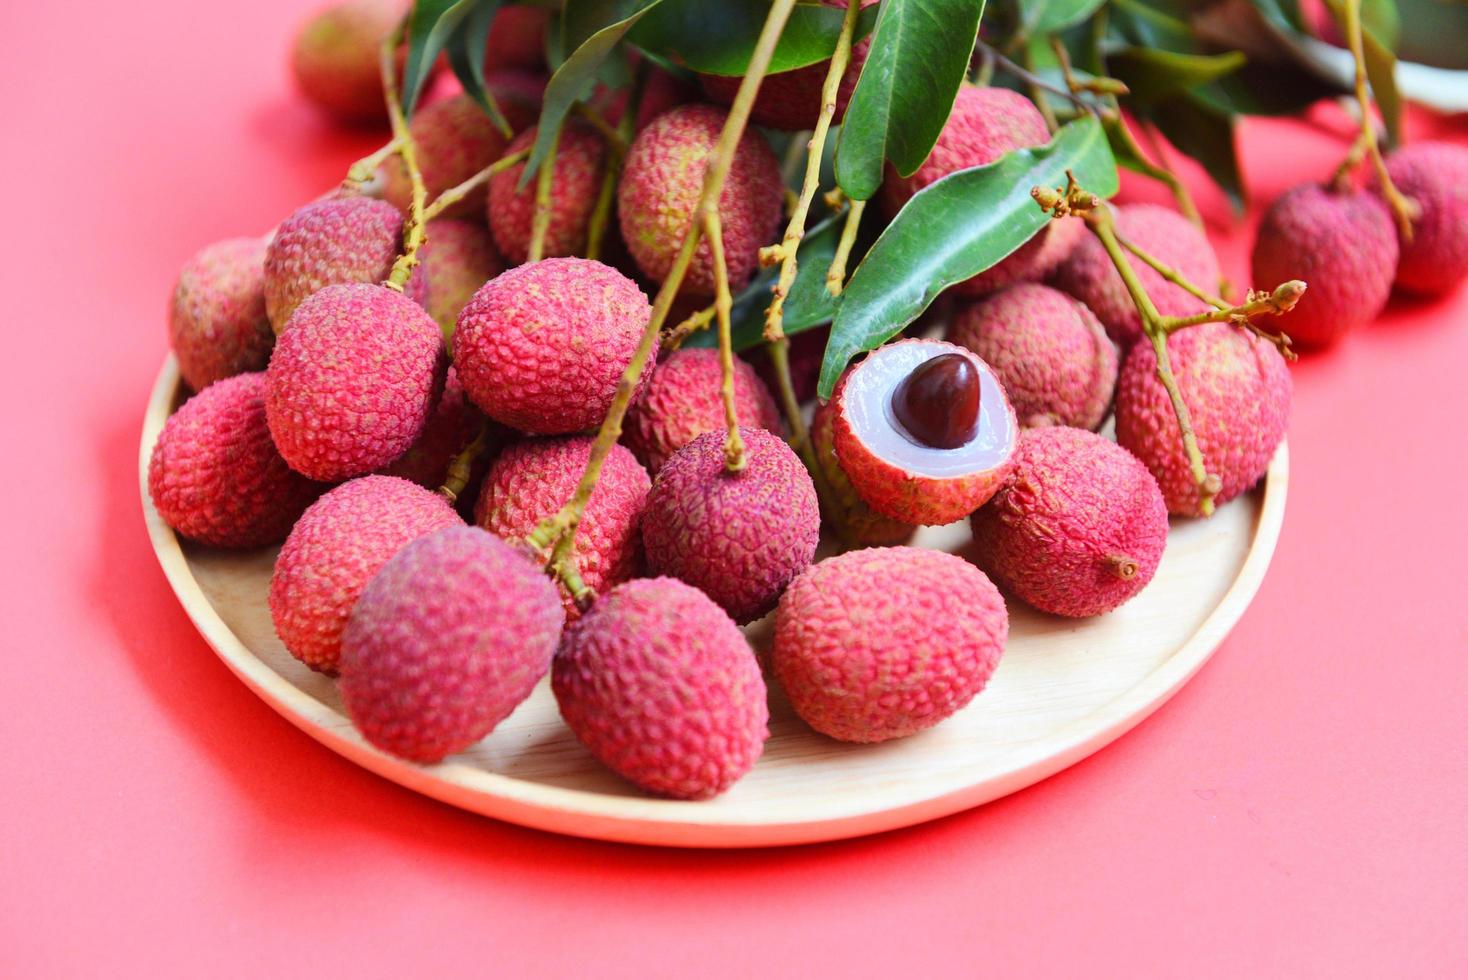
xmin=1147 ymin=94 xmax=1245 ymax=211
xmin=1106 ymin=0 xmax=1196 ymax=52
xmin=1108 ymin=47 xmax=1247 ymax=104
xmin=1025 ymin=0 xmax=1108 ymax=35
xmin=819 ymin=114 xmax=1118 ymax=398
xmin=442 ymin=1 xmax=512 ymax=134
xmin=628 ymin=0 xmax=880 ymax=76
xmin=402 ymin=0 xmax=477 ymax=118
xmin=833 ymin=0 xmax=987 ymax=201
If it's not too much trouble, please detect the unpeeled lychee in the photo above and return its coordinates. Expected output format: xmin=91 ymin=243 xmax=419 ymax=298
xmin=642 ymin=427 xmax=819 ymax=623
xmin=971 ymin=427 xmax=1168 ymax=617
xmin=417 ymin=219 xmax=505 ymax=339
xmin=270 ymin=475 xmax=463 ymax=672
xmin=148 ymin=373 xmax=322 ymax=548
xmin=552 ymin=577 xmax=768 ymax=799
xmin=1115 ymin=322 xmax=1291 ymax=516
xmin=340 ymin=526 xmax=563 ymax=763
xmin=453 ymin=257 xmax=653 ymax=434
xmin=772 ymin=547 xmax=1008 ymax=743
xmin=266 ymin=283 xmax=446 ymax=482
xmin=381 ymin=366 xmax=494 ymax=492
xmin=810 ymin=394 xmax=916 ymax=547
xmin=488 ymin=120 xmax=607 ymax=264
xmin=483 ymin=4 xmax=548 ymax=73
xmin=1251 ymin=183 xmax=1397 ymax=347
xmin=290 ymin=0 xmax=403 ymax=124
xmin=1376 ymin=141 xmax=1468 ymax=295
xmin=169 ymin=237 xmax=274 ymax=392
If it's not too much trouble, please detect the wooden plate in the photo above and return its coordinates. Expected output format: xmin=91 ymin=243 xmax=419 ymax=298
xmin=140 ymin=358 xmax=1288 ymax=848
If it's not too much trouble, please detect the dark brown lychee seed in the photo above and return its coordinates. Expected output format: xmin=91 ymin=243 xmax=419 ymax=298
xmin=891 ymin=352 xmax=980 ymax=450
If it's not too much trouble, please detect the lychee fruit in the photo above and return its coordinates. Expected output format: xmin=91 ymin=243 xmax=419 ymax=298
xmin=417 ymin=218 xmax=505 ymax=339
xmin=946 ymin=283 xmax=1118 ymax=430
xmin=1115 ymin=322 xmax=1291 ymax=516
xmin=339 ymin=526 xmax=563 ymax=763
xmin=169 ymin=237 xmax=274 ymax=392
xmin=381 ymin=365 xmax=495 ymax=492
xmin=488 ymin=119 xmax=607 ymax=264
xmin=593 ymin=62 xmax=698 ymax=133
xmin=290 ymin=0 xmax=404 ymax=125
xmin=1251 ymin=182 xmax=1397 ymax=347
xmin=264 ymin=196 xmax=427 ymax=332
xmin=483 ymin=4 xmax=548 ymax=73
xmin=617 ymin=104 xmax=784 ymax=298
xmin=148 ymin=372 xmax=322 ymax=548
xmin=1376 ymin=141 xmax=1468 ymax=295
xmin=623 ymin=348 xmax=783 ymax=474
xmin=452 ymin=257 xmax=653 ymax=434
xmin=475 ymin=436 xmax=651 ymax=617
xmin=961 ymin=213 xmax=1086 ymax=297
xmin=270 ymin=475 xmax=463 ymax=672
xmin=552 ymin=577 xmax=768 ymax=800
xmin=810 ymin=394 xmax=916 ymax=547
xmin=971 ymin=427 xmax=1168 ymax=617
xmin=772 ymin=547 xmax=1008 ymax=743
xmin=831 ymin=339 xmax=1018 ymax=526
xmin=1054 ymin=203 xmax=1221 ymax=347
xmin=266 ymin=282 xmax=446 ymax=482
xmin=642 ymin=426 xmax=820 ymax=624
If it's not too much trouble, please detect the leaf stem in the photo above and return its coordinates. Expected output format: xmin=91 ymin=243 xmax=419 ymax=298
xmin=381 ymin=28 xmax=428 ymax=291
xmin=825 ymin=198 xmax=866 ymax=295
xmin=420 ymin=146 xmax=530 ymax=223
xmin=1341 ymin=0 xmax=1414 ymax=239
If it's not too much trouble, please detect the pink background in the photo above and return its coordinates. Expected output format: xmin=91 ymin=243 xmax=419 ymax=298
xmin=4 ymin=1 xmax=1466 ymax=975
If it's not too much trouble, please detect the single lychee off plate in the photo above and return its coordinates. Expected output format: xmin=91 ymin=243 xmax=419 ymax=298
xmin=140 ymin=358 xmax=1287 ymax=848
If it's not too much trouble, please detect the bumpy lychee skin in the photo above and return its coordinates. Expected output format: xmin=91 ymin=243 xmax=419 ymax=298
xmin=1055 ymin=203 xmax=1220 ymax=347
xmin=773 ymin=547 xmax=1008 ymax=743
xmin=488 ymin=120 xmax=607 ymax=264
xmin=264 ymin=196 xmax=427 ymax=332
xmin=642 ymin=427 xmax=820 ymax=624
xmin=810 ymin=394 xmax=916 ymax=547
xmin=270 ymin=475 xmax=463 ymax=672
xmin=453 ymin=258 xmax=653 ymax=434
xmin=475 ymin=437 xmax=651 ymax=617
xmin=381 ymin=366 xmax=493 ymax=491
xmin=267 ymin=283 xmax=447 ymax=482
xmin=972 ymin=427 xmax=1168 ymax=618
xmin=1115 ymin=322 xmax=1291 ymax=516
xmin=1376 ymin=142 xmax=1468 ymax=295
xmin=947 ymin=283 xmax=1118 ymax=430
xmin=618 ymin=104 xmax=784 ymax=297
xmin=290 ymin=0 xmax=401 ymax=124
xmin=339 ymin=526 xmax=563 ymax=763
xmin=1251 ymin=183 xmax=1397 ymax=348
xmin=623 ymin=348 xmax=783 ymax=474
xmin=418 ymin=219 xmax=505 ymax=339
xmin=553 ymin=577 xmax=768 ymax=800
xmin=169 ymin=237 xmax=274 ymax=392
xmin=148 ymin=373 xmax=322 ymax=548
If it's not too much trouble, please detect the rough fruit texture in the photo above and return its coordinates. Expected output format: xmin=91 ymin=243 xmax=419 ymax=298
xmin=1251 ymin=183 xmax=1397 ymax=348
xmin=340 ymin=527 xmax=563 ymax=763
xmin=1054 ymin=203 xmax=1220 ymax=347
xmin=488 ymin=120 xmax=607 ymax=264
xmin=453 ymin=258 xmax=652 ymax=434
xmin=1377 ymin=142 xmax=1468 ymax=295
xmin=418 ymin=219 xmax=505 ymax=339
xmin=623 ymin=348 xmax=783 ymax=474
xmin=642 ymin=427 xmax=820 ymax=624
xmin=553 ymin=577 xmax=768 ymax=800
xmin=381 ymin=366 xmax=492 ymax=490
xmin=475 ymin=437 xmax=651 ymax=617
xmin=267 ymin=283 xmax=446 ymax=481
xmin=264 ymin=196 xmax=427 ymax=332
xmin=169 ymin=237 xmax=274 ymax=391
xmin=618 ymin=104 xmax=784 ymax=297
xmin=148 ymin=373 xmax=321 ymax=548
xmin=947 ymin=283 xmax=1118 ymax=430
xmin=971 ymin=427 xmax=1168 ymax=617
xmin=1115 ymin=322 xmax=1291 ymax=516
xmin=290 ymin=0 xmax=401 ymax=123
xmin=773 ymin=547 xmax=1008 ymax=743
xmin=810 ymin=395 xmax=916 ymax=547
xmin=270 ymin=475 xmax=463 ymax=672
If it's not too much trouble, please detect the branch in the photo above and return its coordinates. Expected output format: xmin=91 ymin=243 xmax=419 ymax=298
xmin=380 ymin=27 xmax=428 ymax=291
xmin=420 ymin=146 xmax=530 ymax=223
xmin=586 ymin=61 xmax=646 ymax=262
xmin=825 ymin=197 xmax=866 ymax=295
xmin=527 ymin=120 xmax=561 ymax=263
xmin=1341 ymin=0 xmax=1414 ymax=239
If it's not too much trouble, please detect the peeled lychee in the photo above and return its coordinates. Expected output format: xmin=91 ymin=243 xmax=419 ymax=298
xmin=1376 ymin=141 xmax=1468 ymax=295
xmin=617 ymin=104 xmax=784 ymax=297
xmin=381 ymin=366 xmax=493 ymax=491
xmin=810 ymin=393 xmax=916 ymax=547
xmin=1054 ymin=203 xmax=1220 ymax=347
xmin=475 ymin=436 xmax=651 ymax=616
xmin=169 ymin=237 xmax=274 ymax=392
xmin=1251 ymin=183 xmax=1397 ymax=347
xmin=947 ymin=283 xmax=1118 ymax=430
xmin=417 ymin=219 xmax=505 ymax=339
xmin=623 ymin=348 xmax=783 ymax=474
xmin=642 ymin=426 xmax=819 ymax=623
xmin=453 ymin=257 xmax=653 ymax=434
xmin=290 ymin=0 xmax=403 ymax=124
xmin=266 ymin=282 xmax=446 ymax=482
xmin=553 ymin=577 xmax=768 ymax=800
xmin=148 ymin=373 xmax=322 ymax=548
xmin=270 ymin=475 xmax=463 ymax=672
xmin=971 ymin=427 xmax=1168 ymax=617
xmin=1115 ymin=322 xmax=1291 ymax=516
xmin=772 ymin=547 xmax=1008 ymax=743
xmin=488 ymin=119 xmax=607 ymax=264
xmin=340 ymin=526 xmax=563 ymax=763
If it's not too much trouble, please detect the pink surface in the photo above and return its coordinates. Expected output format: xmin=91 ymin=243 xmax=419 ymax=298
xmin=3 ymin=2 xmax=1466 ymax=975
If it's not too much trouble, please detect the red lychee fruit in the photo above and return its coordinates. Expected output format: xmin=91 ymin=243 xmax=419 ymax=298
xmin=381 ymin=366 xmax=496 ymax=493
xmin=1115 ymin=322 xmax=1291 ymax=516
xmin=169 ymin=237 xmax=273 ymax=392
xmin=1251 ymin=183 xmax=1397 ymax=347
xmin=552 ymin=577 xmax=768 ymax=800
xmin=483 ymin=4 xmax=548 ymax=73
xmin=270 ymin=475 xmax=463 ymax=672
xmin=266 ymin=282 xmax=446 ymax=482
xmin=1376 ymin=141 xmax=1468 ymax=295
xmin=417 ymin=218 xmax=505 ymax=339
xmin=290 ymin=0 xmax=404 ymax=125
xmin=488 ymin=119 xmax=608 ymax=264
xmin=772 ymin=547 xmax=1008 ymax=743
xmin=642 ymin=426 xmax=820 ymax=624
xmin=593 ymin=63 xmax=699 ymax=133
xmin=148 ymin=373 xmax=322 ymax=548
xmin=810 ymin=394 xmax=917 ymax=547
xmin=452 ymin=257 xmax=653 ymax=434
xmin=971 ymin=427 xmax=1168 ymax=617
xmin=339 ymin=526 xmax=563 ymax=763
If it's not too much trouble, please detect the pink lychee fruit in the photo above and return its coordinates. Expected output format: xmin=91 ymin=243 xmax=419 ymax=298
xmin=417 ymin=218 xmax=506 ymax=339
xmin=290 ymin=0 xmax=405 ymax=125
xmin=483 ymin=4 xmax=549 ymax=73
xmin=169 ymin=237 xmax=274 ymax=392
xmin=381 ymin=365 xmax=498 ymax=493
xmin=488 ymin=119 xmax=608 ymax=264
xmin=810 ymin=393 xmax=917 ymax=547
xmin=1375 ymin=141 xmax=1468 ymax=295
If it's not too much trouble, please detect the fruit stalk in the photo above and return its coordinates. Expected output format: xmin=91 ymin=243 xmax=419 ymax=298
xmin=437 ymin=419 xmax=493 ymax=504
xmin=344 ymin=135 xmax=404 ymax=190
xmin=380 ymin=28 xmax=428 ymax=291
xmin=704 ymin=209 xmax=748 ymax=470
xmin=527 ymin=121 xmax=561 ymax=263
xmin=420 ymin=146 xmax=531 ymax=223
xmin=661 ymin=303 xmax=716 ymax=349
xmin=825 ymin=198 xmax=866 ymax=295
xmin=585 ymin=61 xmax=646 ymax=262
xmin=1340 ymin=0 xmax=1415 ymax=240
